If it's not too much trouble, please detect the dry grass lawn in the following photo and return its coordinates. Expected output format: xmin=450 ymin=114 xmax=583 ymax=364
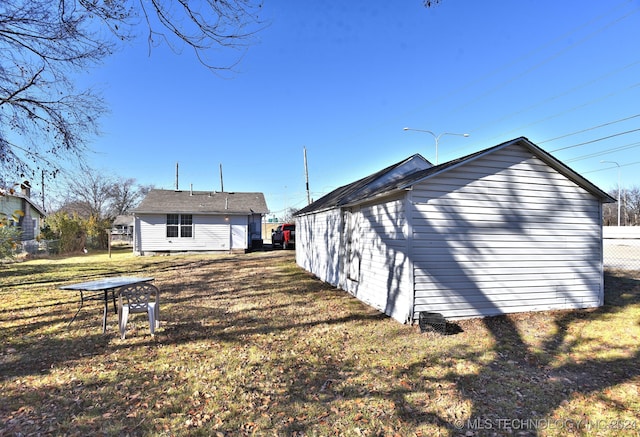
xmin=1 ymin=248 xmax=639 ymax=436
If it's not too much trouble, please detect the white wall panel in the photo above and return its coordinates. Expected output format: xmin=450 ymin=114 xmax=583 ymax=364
xmin=411 ymin=144 xmax=604 ymax=319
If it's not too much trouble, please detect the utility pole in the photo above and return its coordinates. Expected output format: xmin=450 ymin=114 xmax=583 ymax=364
xmin=220 ymin=163 xmax=224 ymax=192
xmin=41 ymin=170 xmax=46 ymax=211
xmin=304 ymin=146 xmax=311 ymax=205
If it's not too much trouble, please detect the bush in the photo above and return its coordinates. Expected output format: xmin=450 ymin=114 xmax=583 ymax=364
xmin=44 ymin=212 xmax=87 ymax=253
xmin=85 ymin=215 xmax=110 ymax=250
xmin=0 ymin=223 xmax=21 ymax=260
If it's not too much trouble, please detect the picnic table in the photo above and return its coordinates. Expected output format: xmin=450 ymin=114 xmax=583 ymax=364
xmin=60 ymin=277 xmax=154 ymax=333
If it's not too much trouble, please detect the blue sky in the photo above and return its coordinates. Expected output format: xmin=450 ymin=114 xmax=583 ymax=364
xmin=78 ymin=0 xmax=640 ymax=219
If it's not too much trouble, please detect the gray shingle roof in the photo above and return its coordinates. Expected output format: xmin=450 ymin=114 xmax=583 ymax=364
xmin=113 ymin=215 xmax=134 ymax=226
xmin=295 ymin=137 xmax=615 ymax=216
xmin=133 ymin=190 xmax=269 ymax=215
xmin=295 ymin=153 xmax=431 ymax=215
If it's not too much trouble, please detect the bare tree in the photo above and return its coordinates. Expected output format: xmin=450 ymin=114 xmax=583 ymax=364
xmin=0 ymin=0 xmax=111 ymax=182
xmin=602 ymin=185 xmax=640 ymax=226
xmin=282 ymin=207 xmax=299 ymax=223
xmin=625 ymin=185 xmax=640 ymax=226
xmin=108 ymin=177 xmax=152 ymax=217
xmin=63 ymin=172 xmax=115 ymax=219
xmin=603 ymin=188 xmax=619 ymax=226
xmin=57 ymin=172 xmax=151 ymax=219
xmin=0 ymin=0 xmax=264 ymax=184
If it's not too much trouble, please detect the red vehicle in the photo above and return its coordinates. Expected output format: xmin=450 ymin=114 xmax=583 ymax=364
xmin=272 ymin=223 xmax=295 ymax=249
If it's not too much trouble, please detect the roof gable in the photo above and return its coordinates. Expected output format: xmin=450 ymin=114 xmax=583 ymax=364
xmin=0 ymin=191 xmax=47 ymax=218
xmin=399 ymin=137 xmax=615 ymax=202
xmin=133 ymin=190 xmax=269 ymax=215
xmin=295 ymin=137 xmax=615 ymax=216
xmin=295 ymin=153 xmax=431 ymax=215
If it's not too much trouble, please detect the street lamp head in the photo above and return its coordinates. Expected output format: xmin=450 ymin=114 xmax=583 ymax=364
xmin=601 ymin=160 xmax=620 ymax=166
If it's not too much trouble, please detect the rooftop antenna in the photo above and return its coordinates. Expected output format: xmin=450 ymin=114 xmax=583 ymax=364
xmin=220 ymin=163 xmax=224 ymax=192
xmin=304 ymin=146 xmax=311 ymax=205
xmin=175 ymin=162 xmax=179 ymax=190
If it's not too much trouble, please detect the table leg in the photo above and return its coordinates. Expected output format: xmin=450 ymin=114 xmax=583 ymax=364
xmin=67 ymin=290 xmax=85 ymax=327
xmin=103 ymin=289 xmax=109 ymax=333
xmin=112 ymin=289 xmax=118 ymax=314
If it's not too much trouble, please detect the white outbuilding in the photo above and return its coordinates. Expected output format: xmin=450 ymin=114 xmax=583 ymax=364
xmin=294 ymin=137 xmax=616 ymax=323
xmin=132 ymin=189 xmax=268 ymax=255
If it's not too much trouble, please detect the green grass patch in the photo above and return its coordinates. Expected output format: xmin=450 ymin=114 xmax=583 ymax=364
xmin=1 ymin=251 xmax=639 ymax=436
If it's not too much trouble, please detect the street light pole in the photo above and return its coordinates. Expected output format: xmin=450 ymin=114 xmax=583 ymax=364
xmin=601 ymin=160 xmax=621 ymax=226
xmin=403 ymin=127 xmax=469 ymax=164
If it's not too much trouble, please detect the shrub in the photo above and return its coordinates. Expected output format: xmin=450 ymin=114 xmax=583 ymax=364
xmin=44 ymin=212 xmax=86 ymax=253
xmin=0 ymin=219 xmax=21 ymax=259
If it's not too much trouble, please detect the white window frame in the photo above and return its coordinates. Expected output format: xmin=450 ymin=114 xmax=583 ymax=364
xmin=166 ymin=214 xmax=193 ymax=238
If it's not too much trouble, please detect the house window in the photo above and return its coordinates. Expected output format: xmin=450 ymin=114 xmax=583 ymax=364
xmin=180 ymin=214 xmax=193 ymax=237
xmin=167 ymin=214 xmax=193 ymax=238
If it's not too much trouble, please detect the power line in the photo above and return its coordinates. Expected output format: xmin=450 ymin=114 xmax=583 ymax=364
xmin=495 ymin=81 xmax=640 ymax=141
xmin=447 ymin=79 xmax=640 ymax=159
xmin=582 ymin=160 xmax=640 ymax=174
xmin=539 ymin=113 xmax=640 ymax=144
xmin=550 ymin=128 xmax=640 ymax=152
xmin=388 ymin=0 xmax=637 ymax=134
xmin=446 ymin=5 xmax=640 ymax=117
xmin=473 ymin=62 xmax=640 ymax=142
xmin=445 ymin=5 xmax=640 ymax=151
xmin=563 ymin=141 xmax=640 ymax=163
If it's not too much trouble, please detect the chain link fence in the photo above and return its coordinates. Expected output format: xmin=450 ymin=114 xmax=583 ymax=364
xmin=603 ymin=227 xmax=640 ymax=271
xmin=18 ymin=239 xmax=59 ymax=256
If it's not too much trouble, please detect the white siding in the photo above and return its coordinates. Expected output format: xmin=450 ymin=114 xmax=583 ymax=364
xmin=411 ymin=145 xmax=604 ymax=319
xmin=342 ymin=198 xmax=413 ymax=323
xmin=296 ymin=209 xmax=343 ymax=287
xmin=135 ymin=213 xmax=249 ymax=254
xmin=296 ymin=196 xmax=413 ymax=323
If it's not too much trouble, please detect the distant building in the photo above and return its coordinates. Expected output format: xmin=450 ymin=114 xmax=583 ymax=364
xmin=0 ymin=182 xmax=46 ymax=241
xmin=132 ymin=189 xmax=269 ymax=255
xmin=111 ymin=215 xmax=134 ymax=243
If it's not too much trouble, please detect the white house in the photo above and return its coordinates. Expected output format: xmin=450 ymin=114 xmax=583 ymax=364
xmin=132 ymin=189 xmax=268 ymax=255
xmin=111 ymin=215 xmax=134 ymax=243
xmin=294 ymin=137 xmax=616 ymax=323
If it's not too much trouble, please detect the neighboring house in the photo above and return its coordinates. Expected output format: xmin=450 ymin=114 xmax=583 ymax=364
xmin=131 ymin=189 xmax=269 ymax=255
xmin=0 ymin=182 xmax=46 ymax=241
xmin=294 ymin=137 xmax=616 ymax=323
xmin=111 ymin=215 xmax=134 ymax=243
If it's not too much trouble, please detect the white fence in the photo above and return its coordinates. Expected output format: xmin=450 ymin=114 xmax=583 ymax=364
xmin=603 ymin=227 xmax=640 ymax=271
